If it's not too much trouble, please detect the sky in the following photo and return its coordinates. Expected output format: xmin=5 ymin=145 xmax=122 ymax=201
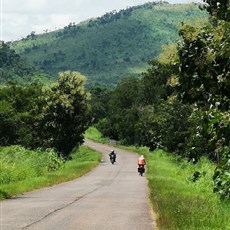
xmin=0 ymin=0 xmax=202 ymax=42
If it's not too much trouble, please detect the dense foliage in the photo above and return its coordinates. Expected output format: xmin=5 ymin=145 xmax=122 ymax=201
xmin=0 ymin=145 xmax=100 ymax=200
xmin=0 ymin=71 xmax=91 ymax=158
xmin=89 ymin=85 xmax=111 ymax=123
xmin=38 ymin=71 xmax=91 ymax=157
xmin=10 ymin=3 xmax=207 ymax=88
xmin=95 ymin=1 xmax=229 ymax=199
xmin=202 ymin=0 xmax=230 ymax=21
xmin=0 ymin=0 xmax=228 ymax=200
xmin=0 ymin=42 xmax=51 ymax=85
xmin=0 ymin=82 xmax=44 ymax=147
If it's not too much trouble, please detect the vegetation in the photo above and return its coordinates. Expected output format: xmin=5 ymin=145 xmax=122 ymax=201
xmin=37 ymin=71 xmax=91 ymax=157
xmin=0 ymin=71 xmax=91 ymax=158
xmin=0 ymin=1 xmax=228 ymax=227
xmin=84 ymin=126 xmax=110 ymax=143
xmin=134 ymin=147 xmax=229 ymax=229
xmin=94 ymin=0 xmax=229 ymax=200
xmin=0 ymin=82 xmax=44 ymax=147
xmin=9 ymin=3 xmax=208 ymax=88
xmin=147 ymin=150 xmax=230 ymax=229
xmin=0 ymin=42 xmax=52 ymax=85
xmin=0 ymin=145 xmax=101 ymax=200
xmin=84 ymin=128 xmax=230 ymax=229
xmin=89 ymin=85 xmax=111 ymax=123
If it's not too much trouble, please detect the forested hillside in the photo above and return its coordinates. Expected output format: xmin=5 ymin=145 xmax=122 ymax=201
xmin=10 ymin=2 xmax=207 ymax=87
xmin=0 ymin=1 xmax=229 ymax=226
xmin=0 ymin=42 xmax=51 ymax=85
xmin=93 ymin=0 xmax=229 ymax=200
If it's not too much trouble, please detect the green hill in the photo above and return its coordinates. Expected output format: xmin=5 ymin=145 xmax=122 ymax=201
xmin=0 ymin=42 xmax=52 ymax=85
xmin=10 ymin=2 xmax=208 ymax=88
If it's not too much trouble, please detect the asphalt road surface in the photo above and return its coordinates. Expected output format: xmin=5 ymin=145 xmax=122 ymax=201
xmin=0 ymin=139 xmax=156 ymax=230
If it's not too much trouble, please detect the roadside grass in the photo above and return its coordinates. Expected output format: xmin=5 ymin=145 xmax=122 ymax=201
xmin=0 ymin=145 xmax=101 ymax=200
xmin=74 ymin=127 xmax=230 ymax=229
xmin=84 ymin=126 xmax=110 ymax=143
xmin=125 ymin=146 xmax=230 ymax=229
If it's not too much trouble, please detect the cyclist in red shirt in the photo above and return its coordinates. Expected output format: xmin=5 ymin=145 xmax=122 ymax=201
xmin=138 ymin=155 xmax=146 ymax=167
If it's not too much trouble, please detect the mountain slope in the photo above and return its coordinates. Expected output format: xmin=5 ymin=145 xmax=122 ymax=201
xmin=10 ymin=2 xmax=208 ymax=87
xmin=0 ymin=42 xmax=51 ymax=85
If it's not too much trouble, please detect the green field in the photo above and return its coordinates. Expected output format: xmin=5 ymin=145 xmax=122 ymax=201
xmin=0 ymin=145 xmax=101 ymax=200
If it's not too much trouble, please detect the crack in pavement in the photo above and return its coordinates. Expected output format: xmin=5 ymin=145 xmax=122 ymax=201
xmin=22 ymin=162 xmax=124 ymax=229
xmin=21 ymin=186 xmax=100 ymax=229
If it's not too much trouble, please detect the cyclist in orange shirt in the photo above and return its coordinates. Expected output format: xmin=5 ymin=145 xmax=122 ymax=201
xmin=138 ymin=155 xmax=146 ymax=167
xmin=137 ymin=155 xmax=146 ymax=176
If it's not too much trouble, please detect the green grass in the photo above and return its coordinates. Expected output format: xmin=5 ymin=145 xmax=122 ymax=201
xmin=78 ymin=127 xmax=230 ymax=229
xmin=125 ymin=147 xmax=230 ymax=230
xmin=84 ymin=126 xmax=110 ymax=143
xmin=0 ymin=145 xmax=101 ymax=200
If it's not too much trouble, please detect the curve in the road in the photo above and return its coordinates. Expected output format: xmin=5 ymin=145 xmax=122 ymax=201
xmin=0 ymin=140 xmax=156 ymax=230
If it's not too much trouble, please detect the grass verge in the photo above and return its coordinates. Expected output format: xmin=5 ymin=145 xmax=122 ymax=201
xmin=126 ymin=146 xmax=230 ymax=229
xmin=80 ymin=127 xmax=230 ymax=229
xmin=84 ymin=126 xmax=110 ymax=143
xmin=0 ymin=145 xmax=101 ymax=200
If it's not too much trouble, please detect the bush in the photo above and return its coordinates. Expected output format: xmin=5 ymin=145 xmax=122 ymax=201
xmin=213 ymin=158 xmax=230 ymax=200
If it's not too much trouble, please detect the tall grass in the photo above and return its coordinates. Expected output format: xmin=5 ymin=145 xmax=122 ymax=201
xmin=84 ymin=126 xmax=110 ymax=143
xmin=70 ymin=127 xmax=230 ymax=228
xmin=125 ymin=146 xmax=230 ymax=229
xmin=0 ymin=145 xmax=101 ymax=200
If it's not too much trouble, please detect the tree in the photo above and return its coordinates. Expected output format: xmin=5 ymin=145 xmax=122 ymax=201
xmin=39 ymin=71 xmax=91 ymax=157
xmin=89 ymin=85 xmax=111 ymax=123
xmin=177 ymin=22 xmax=230 ymax=109
xmin=96 ymin=77 xmax=140 ymax=144
xmin=108 ymin=77 xmax=140 ymax=144
xmin=175 ymin=19 xmax=230 ymax=164
xmin=139 ymin=61 xmax=174 ymax=105
xmin=137 ymin=98 xmax=192 ymax=153
xmin=0 ymin=82 xmax=44 ymax=147
xmin=202 ymin=0 xmax=230 ymax=21
xmin=0 ymin=100 xmax=17 ymax=145
xmin=174 ymin=1 xmax=230 ymax=199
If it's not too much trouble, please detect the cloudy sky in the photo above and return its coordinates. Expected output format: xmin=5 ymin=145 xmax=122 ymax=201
xmin=1 ymin=0 xmax=201 ymax=42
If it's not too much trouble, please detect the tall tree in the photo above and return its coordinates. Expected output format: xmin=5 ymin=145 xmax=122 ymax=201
xmin=174 ymin=0 xmax=230 ymax=198
xmin=98 ymin=77 xmax=140 ymax=144
xmin=39 ymin=71 xmax=91 ymax=157
xmin=0 ymin=82 xmax=44 ymax=147
xmin=89 ymin=85 xmax=110 ymax=123
xmin=202 ymin=0 xmax=230 ymax=21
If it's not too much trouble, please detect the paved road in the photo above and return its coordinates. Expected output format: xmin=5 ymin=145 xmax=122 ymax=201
xmin=0 ymin=140 xmax=155 ymax=230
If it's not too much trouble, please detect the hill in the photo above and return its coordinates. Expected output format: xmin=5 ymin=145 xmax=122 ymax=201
xmin=0 ymin=42 xmax=52 ymax=85
xmin=10 ymin=2 xmax=208 ymax=88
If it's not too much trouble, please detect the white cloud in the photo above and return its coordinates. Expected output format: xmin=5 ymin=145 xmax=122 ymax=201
xmin=41 ymin=14 xmax=78 ymax=31
xmin=1 ymin=0 xmax=202 ymax=41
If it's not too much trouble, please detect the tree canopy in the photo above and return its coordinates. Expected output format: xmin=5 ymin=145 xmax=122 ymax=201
xmin=0 ymin=71 xmax=91 ymax=158
xmin=0 ymin=42 xmax=51 ymax=85
xmin=95 ymin=0 xmax=230 ymax=199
